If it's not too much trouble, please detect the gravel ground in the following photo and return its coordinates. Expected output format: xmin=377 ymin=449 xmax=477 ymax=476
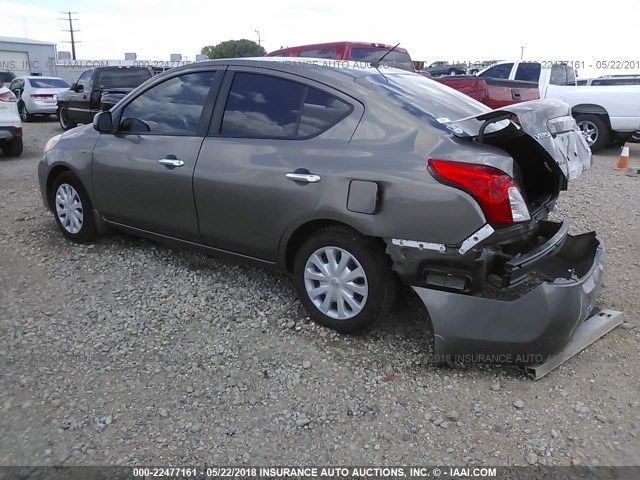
xmin=1 ymin=120 xmax=639 ymax=467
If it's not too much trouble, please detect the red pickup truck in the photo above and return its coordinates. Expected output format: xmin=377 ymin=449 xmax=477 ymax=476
xmin=435 ymin=76 xmax=539 ymax=109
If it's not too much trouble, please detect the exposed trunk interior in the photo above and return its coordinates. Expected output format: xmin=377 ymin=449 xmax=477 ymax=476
xmin=483 ymin=132 xmax=565 ymax=214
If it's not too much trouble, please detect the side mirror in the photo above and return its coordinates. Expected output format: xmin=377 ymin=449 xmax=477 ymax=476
xmin=93 ymin=111 xmax=113 ymax=133
xmin=70 ymin=82 xmax=77 ymax=91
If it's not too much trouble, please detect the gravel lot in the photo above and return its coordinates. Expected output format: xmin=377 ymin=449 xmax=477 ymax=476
xmin=1 ymin=120 xmax=639 ymax=467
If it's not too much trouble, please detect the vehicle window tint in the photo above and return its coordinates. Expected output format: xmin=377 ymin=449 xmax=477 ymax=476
xmin=299 ymin=49 xmax=337 ymax=59
xmin=298 ymin=88 xmax=351 ymax=137
xmin=477 ymin=63 xmax=513 ymax=79
xmin=96 ymin=69 xmax=151 ymax=89
xmin=550 ymin=65 xmax=568 ymax=85
xmin=29 ymin=78 xmax=70 ymax=88
xmin=576 ymin=79 xmax=588 ymax=86
xmin=350 ymin=49 xmax=414 ymax=72
xmin=0 ymin=71 xmax=16 ymax=83
xmin=120 ymin=71 xmax=218 ymax=135
xmin=76 ymin=71 xmax=92 ymax=91
xmin=221 ymin=72 xmax=305 ymax=138
xmin=515 ymin=62 xmax=541 ymax=82
xmin=566 ymin=67 xmax=576 ymax=84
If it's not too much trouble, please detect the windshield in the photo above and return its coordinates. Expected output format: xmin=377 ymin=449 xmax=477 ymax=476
xmin=350 ymin=49 xmax=414 ymax=72
xmin=29 ymin=78 xmax=70 ymax=88
xmin=95 ymin=69 xmax=152 ymax=89
xmin=355 ymin=73 xmax=509 ymax=136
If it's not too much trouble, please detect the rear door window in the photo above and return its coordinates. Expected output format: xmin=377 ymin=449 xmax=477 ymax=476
xmin=299 ymin=49 xmax=337 ymax=59
xmin=514 ymin=62 xmax=541 ymax=82
xmin=219 ymin=72 xmax=350 ymax=138
xmin=477 ymin=63 xmax=513 ymax=79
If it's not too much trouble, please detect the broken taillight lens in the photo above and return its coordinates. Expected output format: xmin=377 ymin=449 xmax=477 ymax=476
xmin=428 ymin=159 xmax=531 ymax=225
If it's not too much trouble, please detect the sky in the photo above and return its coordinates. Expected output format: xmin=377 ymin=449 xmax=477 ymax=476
xmin=1 ymin=0 xmax=639 ymax=78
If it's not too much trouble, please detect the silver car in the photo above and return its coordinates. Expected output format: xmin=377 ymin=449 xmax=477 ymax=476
xmin=9 ymin=76 xmax=70 ymax=122
xmin=37 ymin=58 xmax=613 ymax=370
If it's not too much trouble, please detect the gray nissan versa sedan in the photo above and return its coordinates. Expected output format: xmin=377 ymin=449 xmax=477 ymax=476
xmin=38 ymin=58 xmax=613 ymax=369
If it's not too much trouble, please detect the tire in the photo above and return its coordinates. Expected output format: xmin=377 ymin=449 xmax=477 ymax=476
xmin=448 ymin=68 xmax=457 ymax=76
xmin=575 ymin=114 xmax=609 ymax=153
xmin=58 ymin=105 xmax=76 ymax=131
xmin=49 ymin=171 xmax=99 ymax=243
xmin=18 ymin=102 xmax=33 ymax=122
xmin=292 ymin=225 xmax=398 ymax=333
xmin=1 ymin=136 xmax=23 ymax=157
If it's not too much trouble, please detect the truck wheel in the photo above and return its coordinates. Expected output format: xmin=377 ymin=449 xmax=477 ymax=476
xmin=1 ymin=136 xmax=23 ymax=157
xmin=575 ymin=114 xmax=609 ymax=153
xmin=448 ymin=68 xmax=457 ymax=76
xmin=292 ymin=225 xmax=398 ymax=333
xmin=58 ymin=106 xmax=77 ymax=131
xmin=18 ymin=102 xmax=33 ymax=122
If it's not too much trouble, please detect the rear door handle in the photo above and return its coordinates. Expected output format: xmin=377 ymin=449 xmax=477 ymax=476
xmin=159 ymin=158 xmax=184 ymax=168
xmin=286 ymin=172 xmax=321 ymax=183
xmin=512 ymin=89 xmax=521 ymax=99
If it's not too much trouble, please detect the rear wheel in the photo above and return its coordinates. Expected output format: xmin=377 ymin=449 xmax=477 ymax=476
xmin=575 ymin=114 xmax=609 ymax=153
xmin=1 ymin=136 xmax=23 ymax=157
xmin=293 ymin=226 xmax=397 ymax=333
xmin=50 ymin=172 xmax=98 ymax=243
xmin=58 ymin=105 xmax=76 ymax=130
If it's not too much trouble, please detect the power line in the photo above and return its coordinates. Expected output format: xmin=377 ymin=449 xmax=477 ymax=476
xmin=60 ymin=11 xmax=80 ymax=60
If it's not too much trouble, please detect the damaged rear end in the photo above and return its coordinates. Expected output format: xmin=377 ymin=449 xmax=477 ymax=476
xmin=386 ymin=99 xmax=622 ymax=376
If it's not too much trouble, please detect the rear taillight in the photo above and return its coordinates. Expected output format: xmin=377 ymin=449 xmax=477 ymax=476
xmin=30 ymin=94 xmax=54 ymax=99
xmin=428 ymin=159 xmax=531 ymax=225
xmin=0 ymin=91 xmax=17 ymax=102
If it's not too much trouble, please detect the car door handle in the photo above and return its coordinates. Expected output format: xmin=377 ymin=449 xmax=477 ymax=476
xmin=512 ymin=89 xmax=521 ymax=99
xmin=159 ymin=158 xmax=184 ymax=168
xmin=286 ymin=172 xmax=321 ymax=183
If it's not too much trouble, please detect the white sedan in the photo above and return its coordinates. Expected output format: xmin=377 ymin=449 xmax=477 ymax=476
xmin=9 ymin=76 xmax=70 ymax=122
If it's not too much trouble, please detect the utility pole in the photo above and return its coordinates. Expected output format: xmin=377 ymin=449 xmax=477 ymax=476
xmin=255 ymin=29 xmax=261 ymax=46
xmin=520 ymin=46 xmax=525 ymax=60
xmin=60 ymin=12 xmax=80 ymax=60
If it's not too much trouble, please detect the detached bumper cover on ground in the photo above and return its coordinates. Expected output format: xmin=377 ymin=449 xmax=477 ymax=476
xmin=412 ymin=232 xmax=622 ymax=375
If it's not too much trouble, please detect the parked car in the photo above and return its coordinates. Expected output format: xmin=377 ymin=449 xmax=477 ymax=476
xmin=9 ymin=76 xmax=70 ymax=122
xmin=39 ymin=58 xmax=607 ymax=366
xmin=0 ymin=85 xmax=22 ymax=157
xmin=266 ymin=42 xmax=415 ymax=72
xmin=1 ymin=70 xmax=16 ymax=87
xmin=466 ymin=60 xmax=502 ymax=75
xmin=435 ymin=76 xmax=539 ymax=109
xmin=56 ymin=66 xmax=153 ymax=130
xmin=477 ymin=61 xmax=640 ymax=151
xmin=423 ymin=61 xmax=467 ymax=76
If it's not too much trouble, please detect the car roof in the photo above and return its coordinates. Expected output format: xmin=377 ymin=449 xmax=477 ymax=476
xmin=172 ymin=57 xmax=411 ymax=79
xmin=267 ymin=41 xmax=409 ymax=55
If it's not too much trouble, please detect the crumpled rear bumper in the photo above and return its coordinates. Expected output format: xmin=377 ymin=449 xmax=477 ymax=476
xmin=412 ymin=232 xmax=607 ymax=364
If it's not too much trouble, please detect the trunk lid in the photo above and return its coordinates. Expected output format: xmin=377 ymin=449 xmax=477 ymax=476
xmin=442 ymin=99 xmax=592 ymax=181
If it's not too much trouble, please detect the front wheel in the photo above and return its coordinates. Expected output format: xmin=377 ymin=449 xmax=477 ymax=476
xmin=58 ymin=105 xmax=77 ymax=130
xmin=50 ymin=172 xmax=99 ymax=243
xmin=292 ymin=226 xmax=397 ymax=333
xmin=575 ymin=114 xmax=609 ymax=153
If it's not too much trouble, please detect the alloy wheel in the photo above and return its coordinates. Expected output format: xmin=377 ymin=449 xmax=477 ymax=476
xmin=578 ymin=120 xmax=598 ymax=147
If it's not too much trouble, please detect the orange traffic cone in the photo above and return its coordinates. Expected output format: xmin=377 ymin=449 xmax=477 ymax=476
xmin=615 ymin=142 xmax=630 ymax=170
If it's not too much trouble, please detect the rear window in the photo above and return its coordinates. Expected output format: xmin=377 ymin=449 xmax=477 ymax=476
xmin=29 ymin=78 xmax=70 ymax=88
xmin=514 ymin=62 xmax=541 ymax=82
xmin=356 ymin=73 xmax=508 ymax=136
xmin=95 ymin=68 xmax=152 ymax=89
xmin=299 ymin=48 xmax=337 ymax=59
xmin=477 ymin=63 xmax=513 ymax=79
xmin=350 ymin=49 xmax=414 ymax=72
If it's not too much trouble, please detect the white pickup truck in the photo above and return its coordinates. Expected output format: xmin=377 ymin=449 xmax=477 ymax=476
xmin=478 ymin=61 xmax=640 ymax=152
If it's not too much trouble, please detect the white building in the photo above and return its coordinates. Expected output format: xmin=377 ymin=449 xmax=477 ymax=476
xmin=0 ymin=36 xmax=58 ymax=77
